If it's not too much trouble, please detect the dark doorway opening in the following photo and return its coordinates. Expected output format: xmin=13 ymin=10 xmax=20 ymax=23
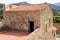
xmin=29 ymin=21 xmax=34 ymax=33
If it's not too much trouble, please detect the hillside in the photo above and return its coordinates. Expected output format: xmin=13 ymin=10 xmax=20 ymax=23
xmin=55 ymin=3 xmax=60 ymax=6
xmin=12 ymin=2 xmax=30 ymax=6
xmin=50 ymin=4 xmax=60 ymax=10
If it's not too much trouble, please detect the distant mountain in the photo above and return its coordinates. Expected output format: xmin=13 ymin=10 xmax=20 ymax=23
xmin=43 ymin=2 xmax=60 ymax=10
xmin=12 ymin=2 xmax=30 ymax=5
xmin=55 ymin=3 xmax=60 ymax=6
xmin=49 ymin=3 xmax=60 ymax=16
xmin=50 ymin=4 xmax=60 ymax=10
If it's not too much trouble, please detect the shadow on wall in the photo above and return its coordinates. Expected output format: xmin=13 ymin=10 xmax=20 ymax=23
xmin=0 ymin=21 xmax=29 ymax=37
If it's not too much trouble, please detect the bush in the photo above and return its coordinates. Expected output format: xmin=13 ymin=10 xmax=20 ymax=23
xmin=53 ymin=17 xmax=60 ymax=23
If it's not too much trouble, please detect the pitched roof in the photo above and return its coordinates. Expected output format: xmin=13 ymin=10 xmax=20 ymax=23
xmin=5 ymin=4 xmax=49 ymax=11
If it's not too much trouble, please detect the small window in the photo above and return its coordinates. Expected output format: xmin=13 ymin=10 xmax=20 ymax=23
xmin=46 ymin=24 xmax=47 ymax=32
xmin=49 ymin=18 xmax=51 ymax=27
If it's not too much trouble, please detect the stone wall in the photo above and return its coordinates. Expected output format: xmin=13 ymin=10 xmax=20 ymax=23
xmin=24 ymin=28 xmax=54 ymax=40
xmin=40 ymin=6 xmax=55 ymax=40
xmin=24 ymin=28 xmax=43 ymax=40
xmin=4 ymin=11 xmax=40 ymax=31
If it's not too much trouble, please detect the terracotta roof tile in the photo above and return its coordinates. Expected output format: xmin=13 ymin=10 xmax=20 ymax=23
xmin=6 ymin=4 xmax=49 ymax=11
xmin=52 ymin=26 xmax=57 ymax=31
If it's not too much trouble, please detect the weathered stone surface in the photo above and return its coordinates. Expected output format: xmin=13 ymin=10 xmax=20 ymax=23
xmin=4 ymin=11 xmax=40 ymax=31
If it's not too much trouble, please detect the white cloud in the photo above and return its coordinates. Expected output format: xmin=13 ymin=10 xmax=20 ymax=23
xmin=0 ymin=0 xmax=60 ymax=4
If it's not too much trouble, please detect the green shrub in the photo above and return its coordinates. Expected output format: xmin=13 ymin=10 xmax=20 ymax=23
xmin=53 ymin=17 xmax=60 ymax=23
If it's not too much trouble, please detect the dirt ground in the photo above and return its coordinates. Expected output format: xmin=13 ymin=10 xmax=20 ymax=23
xmin=0 ymin=31 xmax=29 ymax=40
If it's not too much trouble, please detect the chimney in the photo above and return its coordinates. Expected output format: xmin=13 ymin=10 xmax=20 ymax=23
xmin=3 ymin=4 xmax=13 ymax=10
xmin=9 ymin=4 xmax=12 ymax=8
xmin=6 ymin=4 xmax=12 ymax=9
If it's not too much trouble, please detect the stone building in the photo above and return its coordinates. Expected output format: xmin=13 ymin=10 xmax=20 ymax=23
xmin=3 ymin=4 xmax=56 ymax=40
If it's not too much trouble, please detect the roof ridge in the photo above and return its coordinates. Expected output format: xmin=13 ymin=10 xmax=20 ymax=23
xmin=5 ymin=4 xmax=49 ymax=11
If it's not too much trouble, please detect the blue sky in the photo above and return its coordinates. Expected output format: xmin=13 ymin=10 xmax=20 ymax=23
xmin=0 ymin=0 xmax=60 ymax=4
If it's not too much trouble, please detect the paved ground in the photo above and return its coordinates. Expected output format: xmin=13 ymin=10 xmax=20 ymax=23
xmin=0 ymin=31 xmax=29 ymax=40
xmin=0 ymin=31 xmax=60 ymax=40
xmin=56 ymin=34 xmax=60 ymax=40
